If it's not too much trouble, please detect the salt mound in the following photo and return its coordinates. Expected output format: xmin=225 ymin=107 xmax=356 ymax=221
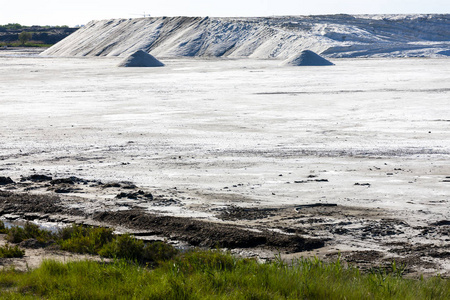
xmin=281 ymin=50 xmax=334 ymax=66
xmin=118 ymin=50 xmax=164 ymax=67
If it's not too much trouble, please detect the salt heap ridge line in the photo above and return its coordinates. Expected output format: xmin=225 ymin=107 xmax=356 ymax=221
xmin=41 ymin=14 xmax=450 ymax=59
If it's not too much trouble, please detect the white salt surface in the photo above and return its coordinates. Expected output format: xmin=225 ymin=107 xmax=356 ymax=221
xmin=0 ymin=55 xmax=449 ymax=223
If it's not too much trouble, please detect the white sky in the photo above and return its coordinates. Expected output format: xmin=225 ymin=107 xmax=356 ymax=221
xmin=2 ymin=0 xmax=449 ymax=26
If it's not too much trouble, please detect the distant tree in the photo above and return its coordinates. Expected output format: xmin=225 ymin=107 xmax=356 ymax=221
xmin=18 ymin=31 xmax=32 ymax=45
xmin=4 ymin=23 xmax=23 ymax=30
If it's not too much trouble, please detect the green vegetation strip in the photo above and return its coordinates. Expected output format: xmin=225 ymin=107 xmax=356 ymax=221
xmin=0 ymin=251 xmax=448 ymax=299
xmin=1 ymin=221 xmax=176 ymax=263
xmin=0 ymin=42 xmax=53 ymax=48
xmin=0 ymin=23 xmax=69 ymax=30
xmin=0 ymin=221 xmax=448 ymax=299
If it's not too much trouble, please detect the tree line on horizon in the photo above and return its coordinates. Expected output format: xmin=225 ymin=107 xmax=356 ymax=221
xmin=0 ymin=23 xmax=71 ymax=30
xmin=0 ymin=23 xmax=79 ymax=47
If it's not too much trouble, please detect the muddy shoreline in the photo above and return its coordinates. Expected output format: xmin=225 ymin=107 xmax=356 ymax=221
xmin=0 ymin=177 xmax=325 ymax=253
xmin=1 ymin=174 xmax=449 ymax=277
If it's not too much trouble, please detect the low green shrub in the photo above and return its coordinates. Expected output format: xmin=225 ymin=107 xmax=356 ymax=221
xmin=0 ymin=243 xmax=25 ymax=258
xmin=2 ymin=222 xmax=178 ymax=265
xmin=6 ymin=222 xmax=54 ymax=244
xmin=99 ymin=234 xmax=178 ymax=263
xmin=143 ymin=240 xmax=179 ymax=262
xmin=98 ymin=234 xmax=144 ymax=260
xmin=0 ymin=220 xmax=7 ymax=234
xmin=58 ymin=225 xmax=114 ymax=254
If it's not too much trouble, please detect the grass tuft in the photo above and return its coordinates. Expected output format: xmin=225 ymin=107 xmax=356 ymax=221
xmin=0 ymin=243 xmax=25 ymax=258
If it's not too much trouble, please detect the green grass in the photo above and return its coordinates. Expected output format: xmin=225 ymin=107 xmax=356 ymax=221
xmin=0 ymin=221 xmax=448 ymax=298
xmin=0 ymin=251 xmax=448 ymax=299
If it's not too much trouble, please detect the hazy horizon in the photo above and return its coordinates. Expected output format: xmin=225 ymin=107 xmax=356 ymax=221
xmin=2 ymin=0 xmax=450 ymax=27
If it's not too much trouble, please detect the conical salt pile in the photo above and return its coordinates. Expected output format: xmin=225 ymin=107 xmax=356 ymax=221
xmin=281 ymin=50 xmax=334 ymax=66
xmin=118 ymin=50 xmax=164 ymax=67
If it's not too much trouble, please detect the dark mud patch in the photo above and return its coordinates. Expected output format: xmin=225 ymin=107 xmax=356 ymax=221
xmin=379 ymin=242 xmax=450 ymax=273
xmin=0 ymin=190 xmax=63 ymax=215
xmin=217 ymin=205 xmax=278 ymax=221
xmin=20 ymin=174 xmax=53 ymax=182
xmin=0 ymin=177 xmax=14 ymax=185
xmin=93 ymin=210 xmax=324 ymax=253
xmin=360 ymin=219 xmax=409 ymax=237
xmin=102 ymin=181 xmax=137 ymax=189
xmin=115 ymin=191 xmax=181 ymax=207
xmin=295 ymin=203 xmax=337 ymax=211
xmin=116 ymin=190 xmax=153 ymax=201
xmin=0 ymin=190 xmax=85 ymax=218
xmin=388 ymin=242 xmax=450 ymax=258
xmin=50 ymin=186 xmax=84 ymax=194
xmin=332 ymin=250 xmax=385 ymax=263
xmin=50 ymin=176 xmax=89 ymax=185
xmin=420 ymin=223 xmax=450 ymax=237
xmin=431 ymin=220 xmax=450 ymax=226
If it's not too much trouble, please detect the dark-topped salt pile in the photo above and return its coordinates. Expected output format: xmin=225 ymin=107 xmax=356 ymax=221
xmin=281 ymin=50 xmax=334 ymax=66
xmin=118 ymin=50 xmax=164 ymax=67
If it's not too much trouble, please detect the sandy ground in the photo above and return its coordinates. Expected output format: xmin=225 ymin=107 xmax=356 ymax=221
xmin=0 ymin=50 xmax=449 ymax=276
